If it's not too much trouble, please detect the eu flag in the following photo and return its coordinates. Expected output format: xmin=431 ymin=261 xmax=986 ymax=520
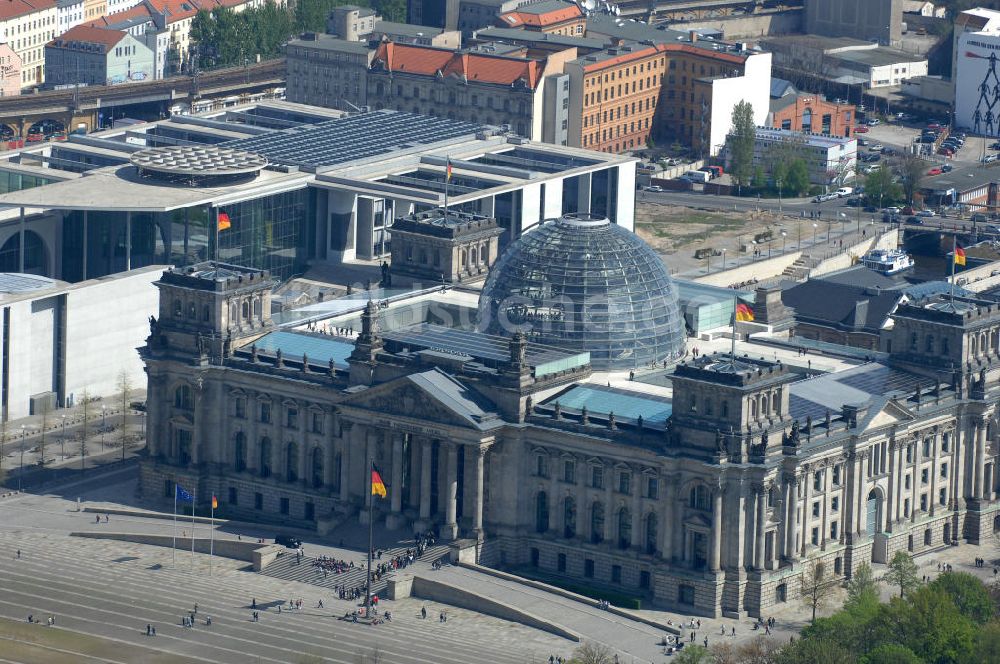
xmin=175 ymin=484 xmax=193 ymax=503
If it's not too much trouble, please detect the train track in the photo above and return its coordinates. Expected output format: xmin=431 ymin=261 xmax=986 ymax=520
xmin=0 ymin=59 xmax=286 ymax=115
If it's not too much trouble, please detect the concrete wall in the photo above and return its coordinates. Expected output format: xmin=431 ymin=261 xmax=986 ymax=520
xmin=71 ymin=531 xmax=268 ymax=561
xmin=667 ymin=9 xmax=803 ymax=40
xmin=805 ymin=0 xmax=902 ymax=45
xmin=693 ymin=250 xmax=801 ymax=287
xmin=410 ymin=574 xmax=581 ymax=641
xmin=707 ymin=52 xmax=772 ymax=158
xmin=809 ymin=230 xmax=896 ymax=278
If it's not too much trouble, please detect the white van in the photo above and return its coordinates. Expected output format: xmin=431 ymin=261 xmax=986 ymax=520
xmin=683 ymin=170 xmax=711 ymax=184
xmin=836 ymin=187 xmax=853 ymax=197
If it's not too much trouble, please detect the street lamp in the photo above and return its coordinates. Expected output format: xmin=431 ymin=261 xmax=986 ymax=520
xmin=60 ymin=414 xmax=66 ymax=461
xmin=812 ymin=223 xmax=818 ymax=246
xmin=751 ymin=240 xmax=758 ymax=261
xmin=18 ymin=424 xmax=27 ymax=492
xmin=781 ymin=230 xmax=787 ymax=254
xmin=101 ymin=405 xmax=106 ymax=454
xmin=721 ymin=248 xmax=727 ymax=270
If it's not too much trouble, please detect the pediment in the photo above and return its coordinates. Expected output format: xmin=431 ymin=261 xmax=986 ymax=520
xmin=341 ymin=369 xmax=501 ymax=431
xmin=860 ymin=399 xmax=915 ymax=433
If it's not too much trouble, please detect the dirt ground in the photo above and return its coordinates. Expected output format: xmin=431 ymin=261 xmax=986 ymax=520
xmin=634 ymin=202 xmax=852 ymax=275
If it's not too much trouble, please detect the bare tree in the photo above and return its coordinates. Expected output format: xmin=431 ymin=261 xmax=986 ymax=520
xmin=800 ymin=560 xmax=835 ymax=623
xmin=895 ymin=154 xmax=927 ymax=206
xmin=79 ymin=387 xmax=91 ymax=468
xmin=117 ymin=369 xmax=133 ymax=455
xmin=37 ymin=398 xmax=50 ymax=466
xmin=571 ymin=642 xmax=615 ymax=664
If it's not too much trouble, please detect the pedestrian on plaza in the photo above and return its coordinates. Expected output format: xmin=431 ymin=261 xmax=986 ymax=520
xmin=205 ymin=616 xmax=211 ymax=626
xmin=317 ymin=599 xmax=324 ymax=609
xmin=731 ymin=626 xmax=735 ymax=637
xmin=146 ymin=624 xmax=152 ymax=636
xmin=151 ymin=626 xmax=156 ymax=636
xmin=421 ymin=606 xmax=427 ymax=619
xmin=704 ymin=637 xmax=709 ymax=648
xmin=251 ymin=598 xmax=257 ymax=610
xmin=690 ymin=632 xmax=695 ymax=642
xmin=193 ymin=603 xmax=198 ymax=615
xmin=47 ymin=616 xmax=54 ymax=627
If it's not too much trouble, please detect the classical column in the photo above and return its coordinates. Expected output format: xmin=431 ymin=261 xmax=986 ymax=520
xmin=338 ymin=424 xmax=351 ymax=503
xmin=954 ymin=424 xmax=966 ymax=510
xmin=661 ymin=480 xmax=676 ymax=560
xmin=324 ymin=411 xmax=336 ymax=488
xmin=785 ymin=477 xmax=798 ymax=559
xmin=473 ymin=446 xmax=486 ymax=535
xmin=754 ymin=487 xmax=766 ymax=569
xmin=856 ymin=452 xmax=868 ymax=535
xmin=443 ymin=442 xmax=459 ymax=539
xmin=801 ymin=467 xmax=812 ymax=555
xmin=820 ymin=476 xmax=829 ymax=550
xmin=419 ymin=440 xmax=433 ymax=522
xmin=733 ymin=484 xmax=747 ymax=568
xmin=710 ymin=488 xmax=723 ymax=572
xmin=975 ymin=420 xmax=986 ymax=500
xmin=391 ymin=435 xmax=403 ymax=514
xmin=886 ymin=442 xmax=897 ymax=531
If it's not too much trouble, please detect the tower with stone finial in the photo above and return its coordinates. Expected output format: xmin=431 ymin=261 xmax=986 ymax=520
xmin=348 ymin=299 xmax=384 ymax=385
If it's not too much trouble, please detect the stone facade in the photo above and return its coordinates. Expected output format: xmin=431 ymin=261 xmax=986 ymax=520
xmin=140 ymin=263 xmax=1000 ymax=619
xmin=389 ymin=210 xmax=503 ymax=285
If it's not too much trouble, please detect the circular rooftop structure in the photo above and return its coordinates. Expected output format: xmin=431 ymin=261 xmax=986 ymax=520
xmin=477 ymin=213 xmax=685 ymax=370
xmin=130 ymin=146 xmax=267 ymax=185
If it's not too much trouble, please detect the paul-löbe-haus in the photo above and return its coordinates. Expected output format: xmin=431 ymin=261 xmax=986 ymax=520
xmin=141 ymin=250 xmax=1000 ymax=620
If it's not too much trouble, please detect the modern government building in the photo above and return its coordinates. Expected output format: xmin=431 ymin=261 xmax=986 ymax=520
xmin=1 ymin=99 xmax=998 ymax=620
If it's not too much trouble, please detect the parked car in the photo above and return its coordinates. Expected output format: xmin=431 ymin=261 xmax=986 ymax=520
xmin=927 ymin=122 xmax=942 ymax=129
xmin=942 ymin=164 xmax=954 ymax=173
xmin=645 ymin=185 xmax=664 ymax=192
xmin=869 ymin=143 xmax=884 ymax=152
xmin=916 ymin=209 xmax=936 ymax=217
xmin=901 ymin=206 xmax=915 ymax=215
xmin=971 ymin=213 xmax=989 ymax=223
xmin=854 ymin=125 xmax=869 ymax=133
xmin=938 ymin=148 xmax=954 ymax=157
xmin=882 ymin=207 xmax=901 ymax=214
xmin=991 ymin=141 xmax=1000 ymax=150
xmin=984 ymin=154 xmax=998 ymax=164
xmin=867 ymin=118 xmax=881 ymax=126
xmin=907 ymin=216 xmax=923 ymax=225
xmin=857 ymin=137 xmax=869 ymax=146
xmin=275 ymin=535 xmax=302 ymax=549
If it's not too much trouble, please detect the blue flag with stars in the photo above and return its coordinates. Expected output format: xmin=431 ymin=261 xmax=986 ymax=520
xmin=175 ymin=484 xmax=193 ymax=503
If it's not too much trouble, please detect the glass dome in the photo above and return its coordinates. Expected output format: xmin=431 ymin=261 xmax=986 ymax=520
xmin=477 ymin=213 xmax=685 ymax=370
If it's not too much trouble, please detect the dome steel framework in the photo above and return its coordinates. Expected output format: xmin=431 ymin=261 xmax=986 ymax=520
xmin=477 ymin=213 xmax=685 ymax=370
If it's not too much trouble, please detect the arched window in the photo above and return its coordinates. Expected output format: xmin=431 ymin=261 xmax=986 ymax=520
xmin=253 ymin=298 xmax=261 ymax=317
xmin=202 ymin=304 xmax=210 ymax=322
xmin=259 ymin=437 xmax=272 ymax=478
xmin=563 ymin=496 xmax=576 ymax=539
xmin=188 ymin=302 xmax=196 ymax=318
xmin=925 ymin=335 xmax=934 ymax=353
xmin=234 ymin=432 xmax=246 ymax=472
xmin=174 ymin=385 xmax=193 ymax=410
xmin=591 ymin=502 xmax=605 ymax=543
xmin=311 ymin=447 xmax=324 ymax=488
xmin=242 ymin=300 xmax=250 ymax=321
xmin=760 ymin=394 xmax=768 ymax=414
xmin=461 ymin=249 xmax=467 ymax=267
xmin=941 ymin=337 xmax=950 ymax=355
xmin=286 ymin=442 xmax=298 ymax=483
xmin=645 ymin=512 xmax=658 ymax=555
xmin=480 ymin=245 xmax=487 ymax=263
xmin=535 ymin=491 xmax=549 ymax=533
xmin=689 ymin=485 xmax=711 ymax=511
xmin=173 ymin=299 xmax=183 ymax=317
xmin=802 ymin=107 xmax=813 ymax=131
xmin=617 ymin=507 xmax=631 ymax=549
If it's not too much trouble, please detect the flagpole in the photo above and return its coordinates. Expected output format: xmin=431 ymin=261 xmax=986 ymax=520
xmin=365 ymin=459 xmax=374 ymax=620
xmin=172 ymin=484 xmax=177 ymax=566
xmin=732 ymin=292 xmax=738 ymax=360
xmin=951 ymin=234 xmax=957 ymax=303
xmin=191 ymin=487 xmax=196 ymax=569
xmin=443 ymin=157 xmax=450 ymax=219
xmin=210 ymin=496 xmax=215 ymax=577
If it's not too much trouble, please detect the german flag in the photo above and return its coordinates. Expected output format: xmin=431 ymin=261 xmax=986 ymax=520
xmin=446 ymin=158 xmax=453 ymax=182
xmin=217 ymin=211 xmax=232 ymax=231
xmin=211 ymin=495 xmax=218 ymax=510
xmin=371 ymin=463 xmax=387 ymax=498
xmin=735 ymin=302 xmax=755 ymax=322
xmin=954 ymin=243 xmax=966 ymax=267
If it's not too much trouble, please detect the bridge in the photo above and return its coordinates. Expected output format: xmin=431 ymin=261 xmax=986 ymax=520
xmin=616 ymin=0 xmax=802 ymax=21
xmin=901 ymin=218 xmax=1000 ymax=256
xmin=0 ymin=58 xmax=286 ymax=141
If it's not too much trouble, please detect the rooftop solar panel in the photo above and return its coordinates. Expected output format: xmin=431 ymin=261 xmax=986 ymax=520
xmin=223 ymin=111 xmax=485 ymax=169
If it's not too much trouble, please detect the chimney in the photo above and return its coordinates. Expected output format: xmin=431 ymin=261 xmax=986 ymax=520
xmin=690 ymin=30 xmax=698 ymax=43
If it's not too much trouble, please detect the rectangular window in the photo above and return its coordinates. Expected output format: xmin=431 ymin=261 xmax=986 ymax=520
xmin=832 ymin=465 xmax=842 ymax=485
xmin=811 ymin=527 xmax=819 ymax=545
xmin=584 ymin=559 xmax=594 ymax=578
xmin=813 ymin=471 xmax=822 ymax=492
xmin=254 ymin=492 xmax=263 ymax=510
xmin=919 ymin=494 xmax=927 ymax=512
xmin=939 ymin=488 xmax=947 ymax=505
xmin=536 ymin=454 xmax=548 ymax=478
xmin=311 ymin=412 xmax=323 ymax=434
xmin=280 ymin=497 xmax=289 ymax=515
xmin=905 ymin=474 xmax=911 ymax=490
xmin=678 ymin=584 xmax=695 ymax=605
xmin=228 ymin=487 xmax=237 ymax=505
xmin=260 ymin=402 xmax=271 ymax=424
xmin=557 ymin=553 xmax=566 ymax=572
xmin=812 ymin=502 xmax=820 ymax=518
xmin=647 ymin=477 xmax=659 ymax=500
xmin=830 ymin=522 xmax=838 ymax=539
xmin=286 ymin=408 xmax=298 ymax=429
xmin=942 ymin=434 xmax=950 ymax=453
xmin=941 ymin=463 xmax=948 ymax=478
xmin=304 ymin=501 xmax=315 ymax=521
xmin=611 ymin=565 xmax=622 ymax=584
xmin=639 ymin=570 xmax=650 ymax=589
xmin=592 ymin=466 xmax=604 ymax=489
xmin=921 ymin=469 xmax=929 ymax=485
xmin=618 ymin=472 xmax=630 ymax=495
xmin=831 ymin=497 xmax=840 ymax=512
xmin=906 ymin=445 xmax=913 ymax=463
xmin=923 ymin=439 xmax=931 ymax=457
xmin=235 ymin=397 xmax=246 ymax=419
xmin=564 ymin=460 xmax=575 ymax=484
xmin=904 ymin=499 xmax=910 ymax=517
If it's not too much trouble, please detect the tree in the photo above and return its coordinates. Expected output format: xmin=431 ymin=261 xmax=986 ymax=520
xmin=785 ymin=159 xmax=810 ymax=197
xmin=727 ymin=100 xmax=756 ymax=194
xmin=570 ymin=642 xmax=614 ymax=664
xmin=37 ymin=398 xmax=50 ymax=466
xmin=972 ymin=620 xmax=1000 ymax=663
xmin=884 ymin=551 xmax=920 ymax=599
xmin=118 ymin=369 xmax=133 ymax=456
xmin=672 ymin=645 xmax=713 ymax=664
xmin=859 ymin=643 xmax=922 ymax=664
xmin=777 ymin=637 xmax=853 ymax=664
xmin=751 ymin=165 xmax=767 ymax=192
xmin=847 ymin=563 xmax=881 ymax=608
xmin=864 ymin=167 xmax=902 ymax=209
xmin=895 ymin=154 xmax=927 ymax=206
xmin=79 ymin=387 xmax=91 ymax=468
xmin=800 ymin=560 xmax=835 ymax=623
xmin=930 ymin=572 xmax=995 ymax=624
xmin=885 ymin=585 xmax=978 ymax=664
xmin=374 ymin=0 xmax=405 ymax=22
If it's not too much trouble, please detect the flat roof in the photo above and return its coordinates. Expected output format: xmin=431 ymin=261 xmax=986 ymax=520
xmin=788 ymin=362 xmax=922 ymax=421
xmin=286 ymin=34 xmax=372 ymax=55
xmin=252 ymin=330 xmax=356 ymax=368
xmin=372 ymin=20 xmax=450 ymax=37
xmin=834 ymin=48 xmax=927 ymax=67
xmin=474 ymin=26 xmax=606 ymax=50
xmin=543 ymin=383 xmax=671 ymax=425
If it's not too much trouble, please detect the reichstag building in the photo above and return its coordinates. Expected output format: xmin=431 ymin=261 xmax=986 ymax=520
xmin=141 ymin=213 xmax=1000 ymax=618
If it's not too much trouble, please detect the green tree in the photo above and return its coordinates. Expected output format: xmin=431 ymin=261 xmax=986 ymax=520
xmin=672 ymin=645 xmax=713 ymax=664
xmin=777 ymin=637 xmax=853 ymax=664
xmin=972 ymin=620 xmax=1000 ymax=663
xmin=864 ymin=167 xmax=902 ymax=209
xmin=885 ymin=551 xmax=921 ymax=599
xmin=751 ymin=165 xmax=767 ymax=192
xmin=373 ymin=0 xmax=405 ymax=21
xmin=785 ymin=159 xmax=810 ymax=196
xmin=886 ymin=586 xmax=978 ymax=664
xmin=930 ymin=572 xmax=994 ymax=624
xmin=570 ymin=642 xmax=614 ymax=664
xmin=895 ymin=154 xmax=927 ymax=206
xmin=726 ymin=100 xmax=756 ymax=194
xmin=859 ymin=643 xmax=922 ymax=664
xmin=847 ymin=563 xmax=881 ymax=608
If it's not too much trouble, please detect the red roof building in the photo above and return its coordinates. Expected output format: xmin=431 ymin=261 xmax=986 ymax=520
xmin=497 ymin=0 xmax=585 ymax=36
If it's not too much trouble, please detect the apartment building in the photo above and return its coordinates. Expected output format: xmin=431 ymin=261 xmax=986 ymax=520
xmin=56 ymin=0 xmax=84 ymax=34
xmin=496 ymin=0 xmax=585 ymax=36
xmin=45 ymin=23 xmax=153 ymax=86
xmin=286 ymin=33 xmax=372 ymax=110
xmin=769 ymin=93 xmax=855 ymax=138
xmin=83 ymin=0 xmax=106 ymax=22
xmin=0 ymin=0 xmax=58 ymax=88
xmin=735 ymin=127 xmax=857 ymax=186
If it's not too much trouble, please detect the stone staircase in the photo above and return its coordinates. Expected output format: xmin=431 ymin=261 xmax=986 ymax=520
xmin=781 ymin=254 xmax=821 ymax=281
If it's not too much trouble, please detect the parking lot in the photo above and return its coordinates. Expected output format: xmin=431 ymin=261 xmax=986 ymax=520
xmin=861 ymin=119 xmax=991 ymax=166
